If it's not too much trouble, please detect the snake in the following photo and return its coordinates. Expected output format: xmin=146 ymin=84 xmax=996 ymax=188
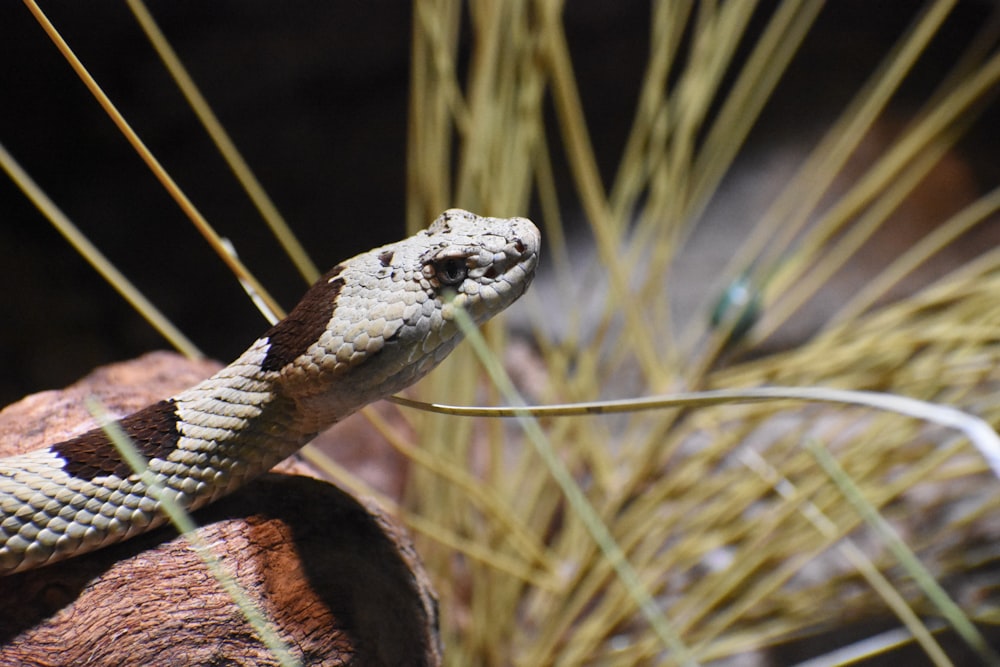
xmin=0 ymin=209 xmax=539 ymax=575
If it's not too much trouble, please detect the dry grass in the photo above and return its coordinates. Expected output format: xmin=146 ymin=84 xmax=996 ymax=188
xmin=402 ymin=2 xmax=1000 ymax=664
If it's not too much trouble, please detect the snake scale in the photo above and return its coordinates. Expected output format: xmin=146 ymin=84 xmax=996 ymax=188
xmin=0 ymin=209 xmax=539 ymax=574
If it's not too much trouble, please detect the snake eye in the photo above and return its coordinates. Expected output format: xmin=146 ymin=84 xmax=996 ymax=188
xmin=434 ymin=258 xmax=468 ymax=286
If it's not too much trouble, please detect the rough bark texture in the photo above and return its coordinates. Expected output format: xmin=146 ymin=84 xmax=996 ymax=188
xmin=0 ymin=352 xmax=441 ymax=667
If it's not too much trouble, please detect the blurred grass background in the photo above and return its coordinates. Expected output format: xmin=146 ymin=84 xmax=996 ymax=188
xmin=4 ymin=1 xmax=1000 ymax=664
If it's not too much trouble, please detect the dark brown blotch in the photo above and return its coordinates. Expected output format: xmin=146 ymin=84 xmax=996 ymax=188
xmin=378 ymin=250 xmax=394 ymax=267
xmin=52 ymin=399 xmax=181 ymax=481
xmin=261 ymin=264 xmax=345 ymax=373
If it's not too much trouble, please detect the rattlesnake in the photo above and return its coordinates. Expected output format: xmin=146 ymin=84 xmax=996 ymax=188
xmin=0 ymin=209 xmax=539 ymax=574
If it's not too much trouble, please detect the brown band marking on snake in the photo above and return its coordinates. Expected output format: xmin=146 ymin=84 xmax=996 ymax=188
xmin=261 ymin=264 xmax=345 ymax=373
xmin=51 ymin=399 xmax=181 ymax=481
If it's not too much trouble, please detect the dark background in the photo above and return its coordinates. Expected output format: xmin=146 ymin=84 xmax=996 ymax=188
xmin=1 ymin=1 xmax=997 ymax=405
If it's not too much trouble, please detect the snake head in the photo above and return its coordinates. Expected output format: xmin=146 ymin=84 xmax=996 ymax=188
xmin=269 ymin=209 xmax=540 ymax=423
xmin=420 ymin=209 xmax=540 ymax=326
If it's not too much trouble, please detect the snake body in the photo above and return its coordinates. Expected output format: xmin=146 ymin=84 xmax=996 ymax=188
xmin=0 ymin=209 xmax=539 ymax=574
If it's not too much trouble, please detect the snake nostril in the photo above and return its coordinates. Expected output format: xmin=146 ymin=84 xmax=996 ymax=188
xmin=514 ymin=239 xmax=525 ymax=254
